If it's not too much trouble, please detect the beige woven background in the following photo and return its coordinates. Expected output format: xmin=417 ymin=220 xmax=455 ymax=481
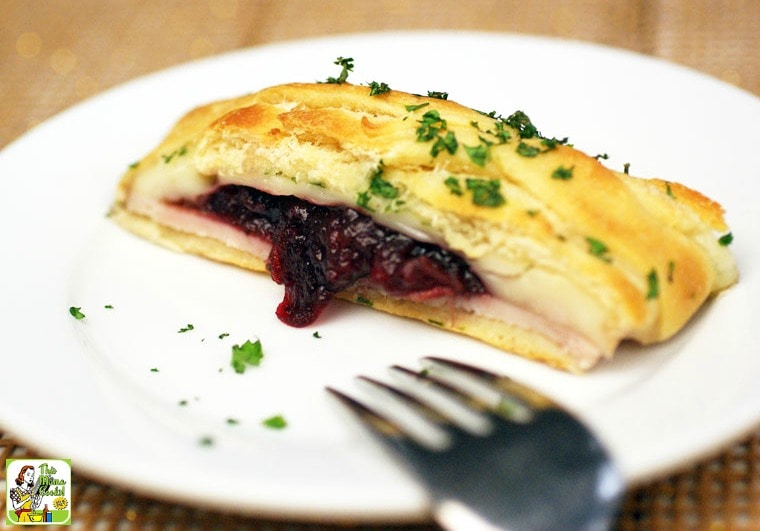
xmin=3 ymin=0 xmax=759 ymax=149
xmin=2 ymin=1 xmax=760 ymax=528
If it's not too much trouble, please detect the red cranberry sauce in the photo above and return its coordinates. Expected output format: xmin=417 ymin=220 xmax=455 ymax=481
xmin=188 ymin=184 xmax=485 ymax=327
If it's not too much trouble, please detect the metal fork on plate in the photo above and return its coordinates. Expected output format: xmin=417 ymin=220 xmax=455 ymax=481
xmin=326 ymin=357 xmax=623 ymax=531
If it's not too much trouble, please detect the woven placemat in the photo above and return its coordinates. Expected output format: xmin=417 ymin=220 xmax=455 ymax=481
xmin=3 ymin=428 xmax=760 ymax=529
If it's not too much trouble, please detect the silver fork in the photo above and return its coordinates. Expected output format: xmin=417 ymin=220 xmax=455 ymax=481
xmin=326 ymin=357 xmax=623 ymax=531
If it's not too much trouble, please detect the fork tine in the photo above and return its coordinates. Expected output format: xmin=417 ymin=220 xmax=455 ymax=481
xmin=390 ymin=364 xmax=491 ymax=414
xmin=423 ymin=356 xmax=554 ymax=409
xmin=326 ymin=385 xmax=450 ymax=456
xmin=325 ymin=386 xmax=405 ymax=438
xmin=393 ymin=362 xmax=536 ymax=424
xmin=357 ymin=375 xmax=450 ymax=426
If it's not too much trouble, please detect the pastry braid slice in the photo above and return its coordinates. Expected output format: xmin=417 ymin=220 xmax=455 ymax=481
xmin=110 ymin=82 xmax=738 ymax=372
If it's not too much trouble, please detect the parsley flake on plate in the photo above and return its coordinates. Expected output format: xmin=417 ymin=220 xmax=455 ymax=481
xmin=69 ymin=306 xmax=85 ymax=320
xmin=231 ymin=339 xmax=264 ymax=374
xmin=262 ymin=415 xmax=287 ymax=429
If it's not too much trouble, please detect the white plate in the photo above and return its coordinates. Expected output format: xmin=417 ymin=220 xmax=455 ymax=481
xmin=1 ymin=31 xmax=759 ymax=522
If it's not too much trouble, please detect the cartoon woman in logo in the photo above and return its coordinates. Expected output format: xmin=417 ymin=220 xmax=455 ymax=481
xmin=9 ymin=465 xmax=43 ymax=522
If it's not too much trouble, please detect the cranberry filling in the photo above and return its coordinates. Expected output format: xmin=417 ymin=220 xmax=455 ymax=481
xmin=188 ymin=184 xmax=484 ymax=327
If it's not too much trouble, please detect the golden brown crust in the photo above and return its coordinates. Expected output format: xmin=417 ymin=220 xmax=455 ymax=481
xmin=113 ymin=82 xmax=738 ymax=371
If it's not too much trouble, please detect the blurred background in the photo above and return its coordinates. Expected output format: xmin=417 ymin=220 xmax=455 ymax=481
xmin=2 ymin=0 xmax=758 ymax=149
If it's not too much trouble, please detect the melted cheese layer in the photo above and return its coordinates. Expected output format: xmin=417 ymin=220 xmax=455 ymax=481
xmin=126 ymin=191 xmax=606 ymax=369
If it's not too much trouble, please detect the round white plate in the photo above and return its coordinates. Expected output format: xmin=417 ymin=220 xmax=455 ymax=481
xmin=1 ymin=31 xmax=759 ymax=522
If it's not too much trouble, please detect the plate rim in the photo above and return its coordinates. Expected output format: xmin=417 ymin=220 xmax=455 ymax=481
xmin=1 ymin=29 xmax=759 ymax=521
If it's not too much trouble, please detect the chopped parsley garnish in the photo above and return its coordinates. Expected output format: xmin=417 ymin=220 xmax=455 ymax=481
xmin=464 ymin=138 xmax=492 ymax=167
xmin=428 ymin=319 xmax=444 ymax=326
xmin=104 ymin=304 xmax=114 ymax=309
xmin=356 ymin=191 xmax=372 ymax=210
xmin=516 ymin=142 xmax=541 ymax=158
xmin=312 ymin=331 xmax=322 ymax=338
xmin=427 ymin=91 xmax=449 ymax=100
xmin=473 ymin=109 xmax=566 ymax=156
xmin=718 ymin=232 xmax=734 ymax=246
xmin=368 ymin=164 xmax=398 ymax=199
xmin=517 ymin=138 xmax=566 ymax=159
xmin=586 ymin=237 xmax=611 ymax=262
xmin=178 ymin=323 xmax=194 ymax=333
xmin=415 ymin=110 xmax=458 ymax=157
xmin=646 ymin=269 xmax=660 ymax=299
xmin=368 ymin=81 xmax=391 ymax=96
xmin=226 ymin=418 xmax=239 ymax=426
xmin=323 ymin=56 xmax=354 ymax=84
xmin=199 ymin=436 xmax=214 ymax=447
xmin=665 ymin=182 xmax=676 ymax=199
xmin=128 ymin=161 xmax=139 ymax=169
xmin=431 ymin=131 xmax=458 ymax=157
xmin=594 ymin=153 xmax=609 ymax=161
xmin=503 ymin=110 xmax=539 ymax=139
xmin=417 ymin=109 xmax=459 ymax=157
xmin=69 ymin=306 xmax=85 ymax=320
xmin=356 ymin=294 xmax=373 ymax=306
xmin=161 ymin=144 xmax=187 ymax=164
xmin=150 ymin=367 xmax=159 ymax=373
xmin=667 ymin=260 xmax=676 ymax=283
xmin=405 ymin=102 xmax=429 ymax=112
xmin=552 ymin=165 xmax=574 ymax=180
xmin=416 ymin=110 xmax=447 ymax=142
xmin=262 ymin=415 xmax=287 ymax=429
xmin=444 ymin=176 xmax=464 ymax=196
xmin=357 ymin=162 xmax=400 ymax=211
xmin=231 ymin=339 xmax=264 ymax=374
xmin=491 ymin=121 xmax=512 ymax=144
xmin=218 ymin=332 xmax=230 ymax=339
xmin=178 ymin=399 xmax=188 ymax=406
xmin=540 ymin=137 xmax=568 ymax=150
xmin=466 ymin=178 xmax=506 ymax=207
xmin=623 ymin=163 xmax=631 ymax=174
